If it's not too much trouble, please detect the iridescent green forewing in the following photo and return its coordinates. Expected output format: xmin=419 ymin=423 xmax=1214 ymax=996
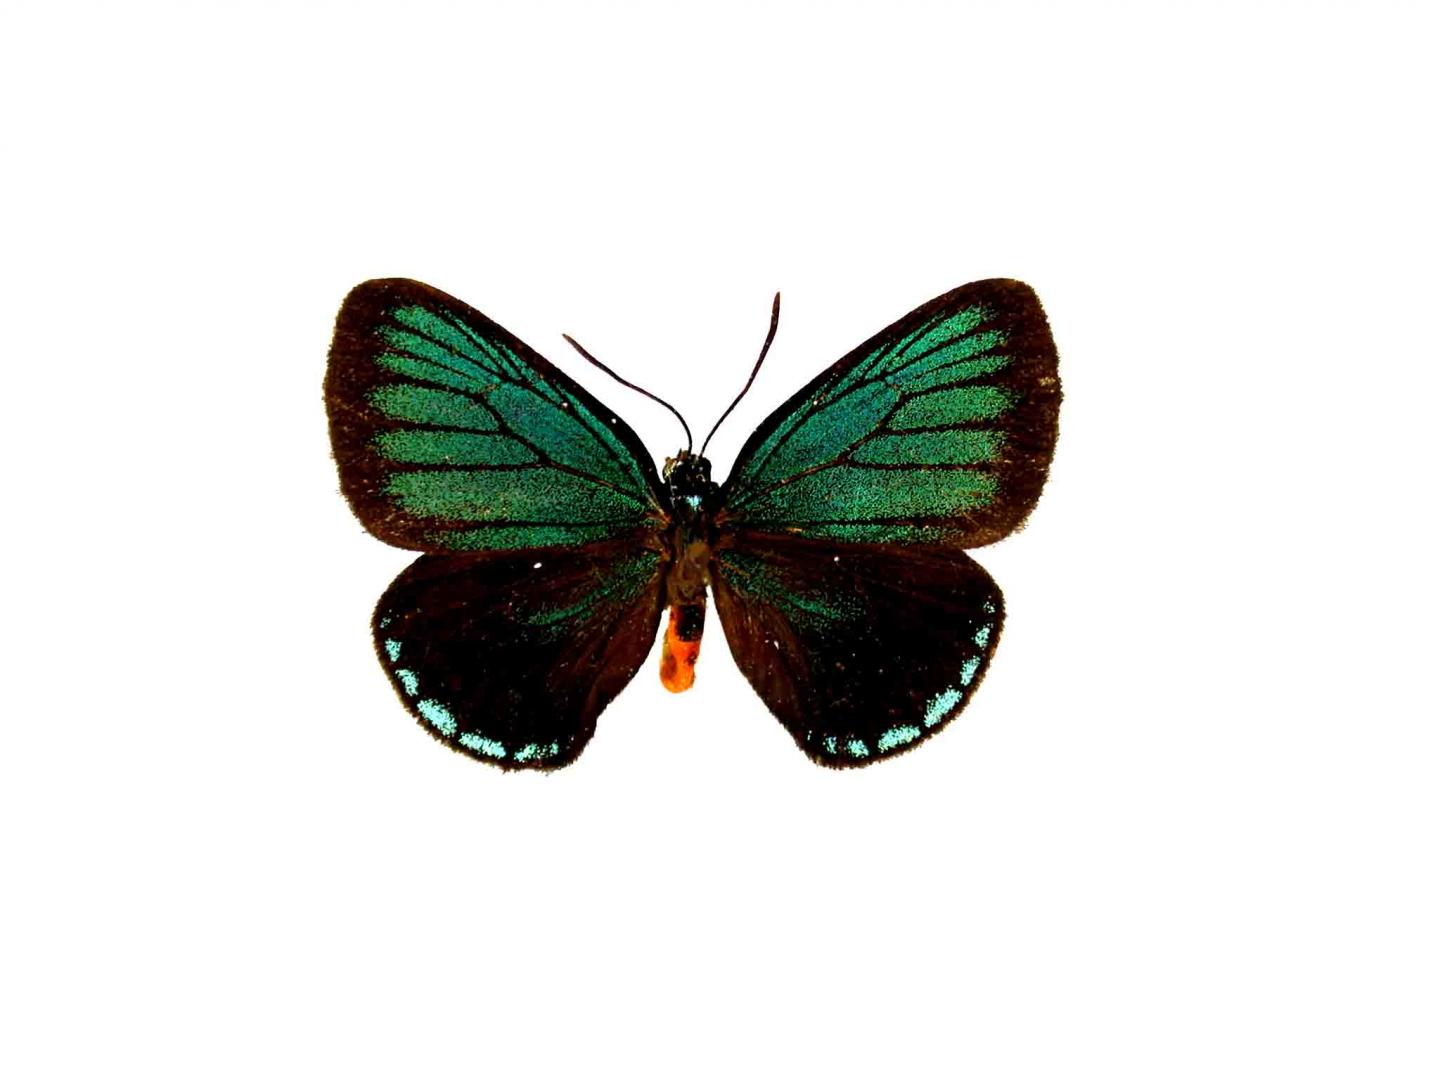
xmin=713 ymin=280 xmax=1059 ymax=765
xmin=326 ymin=279 xmax=668 ymax=769
xmin=719 ymin=279 xmax=1059 ymax=548
xmin=326 ymin=279 xmax=666 ymax=552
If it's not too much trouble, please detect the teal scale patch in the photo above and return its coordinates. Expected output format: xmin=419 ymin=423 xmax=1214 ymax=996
xmin=396 ymin=668 xmax=420 ymax=696
xmin=417 ymin=698 xmax=457 ymax=736
xmin=877 ymin=725 xmax=922 ymax=752
xmin=514 ymin=741 xmax=562 ymax=763
xmin=924 ymin=687 xmax=961 ymax=727
xmin=459 ymin=732 xmax=507 ymax=758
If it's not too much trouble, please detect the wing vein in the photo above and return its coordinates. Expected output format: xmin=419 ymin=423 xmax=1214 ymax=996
xmin=419 ymin=313 xmax=642 ymax=485
xmin=386 ymin=327 xmax=652 ymax=504
xmin=735 ymin=312 xmax=971 ymax=487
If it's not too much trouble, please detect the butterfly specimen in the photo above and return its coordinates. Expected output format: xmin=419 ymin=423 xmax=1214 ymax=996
xmin=325 ymin=278 xmax=1060 ymax=769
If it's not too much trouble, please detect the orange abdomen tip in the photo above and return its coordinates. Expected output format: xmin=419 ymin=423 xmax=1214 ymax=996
xmin=659 ymin=603 xmax=704 ymax=693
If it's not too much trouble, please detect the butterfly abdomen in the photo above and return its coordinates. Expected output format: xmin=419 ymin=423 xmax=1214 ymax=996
xmin=660 ymin=601 xmax=705 ymax=693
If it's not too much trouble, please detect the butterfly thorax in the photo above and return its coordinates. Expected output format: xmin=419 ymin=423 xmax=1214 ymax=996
xmin=659 ymin=450 xmax=720 ymax=693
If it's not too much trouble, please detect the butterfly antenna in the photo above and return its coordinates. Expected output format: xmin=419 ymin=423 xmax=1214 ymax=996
xmin=700 ymin=292 xmax=780 ymax=456
xmin=563 ymin=333 xmax=693 ymax=452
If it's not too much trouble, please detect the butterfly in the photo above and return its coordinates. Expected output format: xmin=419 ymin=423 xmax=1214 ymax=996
xmin=325 ymin=278 xmax=1060 ymax=769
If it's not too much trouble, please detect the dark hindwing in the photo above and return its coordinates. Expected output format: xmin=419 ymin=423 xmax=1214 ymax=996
xmin=711 ymin=536 xmax=1003 ymax=767
xmin=374 ymin=538 xmax=665 ymax=770
xmin=326 ymin=278 xmax=667 ymax=554
xmin=720 ymin=279 xmax=1059 ymax=549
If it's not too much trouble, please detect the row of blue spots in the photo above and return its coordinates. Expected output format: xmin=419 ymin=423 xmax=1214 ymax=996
xmin=805 ymin=611 xmax=999 ymax=760
xmin=920 ymin=651 xmax=987 ymax=729
xmin=414 ymin=694 xmax=509 ymax=760
xmin=813 ymin=725 xmax=922 ymax=760
xmin=386 ymin=639 xmax=512 ymax=761
xmin=831 ymin=727 xmax=923 ymax=759
xmin=415 ymin=695 xmax=509 ymax=760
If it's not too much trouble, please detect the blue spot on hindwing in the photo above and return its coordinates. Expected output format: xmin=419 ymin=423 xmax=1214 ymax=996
xmin=459 ymin=732 xmax=507 ymax=759
xmin=924 ymin=687 xmax=961 ymax=728
xmin=383 ymin=638 xmax=402 ymax=662
xmin=877 ymin=725 xmax=922 ymax=752
xmin=395 ymin=669 xmax=420 ymax=697
xmin=416 ymin=698 xmax=457 ymax=736
xmin=513 ymin=740 xmax=562 ymax=764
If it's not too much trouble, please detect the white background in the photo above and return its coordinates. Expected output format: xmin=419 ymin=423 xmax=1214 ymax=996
xmin=3 ymin=3 xmax=1436 ymax=1077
